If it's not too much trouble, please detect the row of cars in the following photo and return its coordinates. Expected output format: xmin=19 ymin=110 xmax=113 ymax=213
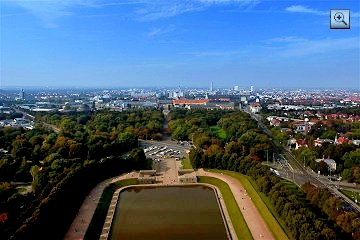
xmin=144 ymin=145 xmax=181 ymax=158
xmin=177 ymin=140 xmax=194 ymax=148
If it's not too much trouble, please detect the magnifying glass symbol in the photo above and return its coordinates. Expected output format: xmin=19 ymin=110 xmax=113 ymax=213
xmin=334 ymin=12 xmax=347 ymax=25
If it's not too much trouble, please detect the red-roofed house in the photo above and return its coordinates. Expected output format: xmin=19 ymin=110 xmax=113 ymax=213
xmin=295 ymin=139 xmax=308 ymax=149
xmin=270 ymin=118 xmax=281 ymax=127
xmin=325 ymin=114 xmax=338 ymax=120
xmin=335 ymin=136 xmax=350 ymax=145
xmin=309 ymin=119 xmax=319 ymax=124
xmin=250 ymin=102 xmax=262 ymax=113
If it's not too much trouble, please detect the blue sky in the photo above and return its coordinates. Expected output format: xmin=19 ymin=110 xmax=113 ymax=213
xmin=1 ymin=0 xmax=359 ymax=89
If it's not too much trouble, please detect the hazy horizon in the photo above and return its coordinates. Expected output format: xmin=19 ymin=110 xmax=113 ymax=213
xmin=1 ymin=85 xmax=359 ymax=92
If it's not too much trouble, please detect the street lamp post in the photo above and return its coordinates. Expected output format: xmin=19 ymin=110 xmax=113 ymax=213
xmin=303 ymin=155 xmax=306 ymax=168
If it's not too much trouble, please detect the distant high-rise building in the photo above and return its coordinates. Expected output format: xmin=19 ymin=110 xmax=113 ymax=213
xmin=234 ymin=86 xmax=239 ymax=91
xmin=210 ymin=81 xmax=213 ymax=92
xmin=250 ymin=86 xmax=254 ymax=93
xmin=20 ymin=89 xmax=25 ymax=100
xmin=169 ymin=91 xmax=184 ymax=99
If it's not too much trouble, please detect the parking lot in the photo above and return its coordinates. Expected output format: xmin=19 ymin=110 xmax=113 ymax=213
xmin=145 ymin=145 xmax=182 ymax=158
xmin=141 ymin=140 xmax=192 ymax=184
xmin=140 ymin=139 xmax=191 ymax=158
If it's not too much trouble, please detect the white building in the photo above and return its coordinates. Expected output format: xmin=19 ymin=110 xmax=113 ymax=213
xmin=315 ymin=158 xmax=336 ymax=171
xmin=169 ymin=91 xmax=184 ymax=99
xmin=249 ymin=102 xmax=261 ymax=113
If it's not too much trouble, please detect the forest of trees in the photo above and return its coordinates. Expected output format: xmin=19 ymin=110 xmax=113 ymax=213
xmin=0 ymin=109 xmax=163 ymax=239
xmin=168 ymin=109 xmax=272 ymax=159
xmin=302 ymin=183 xmax=360 ymax=239
xmin=167 ymin=109 xmax=360 ymax=239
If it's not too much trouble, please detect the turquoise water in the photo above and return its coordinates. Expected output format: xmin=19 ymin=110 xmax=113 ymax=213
xmin=110 ymin=185 xmax=228 ymax=240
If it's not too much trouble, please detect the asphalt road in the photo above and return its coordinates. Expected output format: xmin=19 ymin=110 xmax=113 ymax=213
xmin=14 ymin=108 xmax=60 ymax=133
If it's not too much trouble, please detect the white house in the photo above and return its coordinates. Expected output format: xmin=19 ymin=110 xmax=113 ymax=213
xmin=315 ymin=158 xmax=336 ymax=171
xmin=250 ymin=102 xmax=261 ymax=113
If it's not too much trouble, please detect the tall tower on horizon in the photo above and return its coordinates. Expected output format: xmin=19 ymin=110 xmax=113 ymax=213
xmin=250 ymin=86 xmax=254 ymax=93
xmin=210 ymin=81 xmax=213 ymax=92
xmin=20 ymin=89 xmax=25 ymax=100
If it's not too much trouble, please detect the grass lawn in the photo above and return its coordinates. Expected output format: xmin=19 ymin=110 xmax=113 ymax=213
xmin=340 ymin=189 xmax=360 ymax=205
xmin=208 ymin=169 xmax=290 ymax=240
xmin=84 ymin=178 xmax=138 ymax=240
xmin=199 ymin=176 xmax=253 ymax=240
xmin=210 ymin=126 xmax=227 ymax=140
xmin=181 ymin=157 xmax=193 ymax=169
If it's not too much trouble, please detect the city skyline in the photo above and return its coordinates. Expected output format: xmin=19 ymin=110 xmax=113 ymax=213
xmin=1 ymin=0 xmax=360 ymax=88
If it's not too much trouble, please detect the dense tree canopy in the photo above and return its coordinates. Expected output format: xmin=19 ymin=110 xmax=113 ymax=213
xmin=169 ymin=109 xmax=358 ymax=239
xmin=0 ymin=109 xmax=162 ymax=239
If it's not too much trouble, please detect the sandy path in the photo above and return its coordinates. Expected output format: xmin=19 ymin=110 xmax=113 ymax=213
xmin=63 ymin=172 xmax=138 ymax=240
xmin=197 ymin=169 xmax=275 ymax=240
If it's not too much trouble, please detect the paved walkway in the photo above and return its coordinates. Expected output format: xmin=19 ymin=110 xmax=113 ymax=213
xmin=197 ymin=169 xmax=275 ymax=240
xmin=158 ymin=158 xmax=179 ymax=184
xmin=63 ymin=172 xmax=138 ymax=240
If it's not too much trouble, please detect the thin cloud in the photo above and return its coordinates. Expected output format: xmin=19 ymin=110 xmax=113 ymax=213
xmin=4 ymin=0 xmax=259 ymax=26
xmin=181 ymin=49 xmax=248 ymax=57
xmin=91 ymin=1 xmax=146 ymax=7
xmin=278 ymin=37 xmax=359 ymax=57
xmin=147 ymin=25 xmax=176 ymax=37
xmin=135 ymin=1 xmax=207 ymax=21
xmin=128 ymin=0 xmax=259 ymax=21
xmin=285 ymin=5 xmax=327 ymax=16
xmin=4 ymin=0 xmax=142 ymax=27
xmin=265 ymin=36 xmax=307 ymax=44
xmin=197 ymin=0 xmax=258 ymax=4
xmin=179 ymin=36 xmax=359 ymax=58
xmin=5 ymin=0 xmax=98 ymax=28
xmin=286 ymin=5 xmax=360 ymax=19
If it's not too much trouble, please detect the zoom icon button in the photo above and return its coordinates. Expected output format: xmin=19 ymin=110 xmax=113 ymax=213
xmin=330 ymin=9 xmax=350 ymax=29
